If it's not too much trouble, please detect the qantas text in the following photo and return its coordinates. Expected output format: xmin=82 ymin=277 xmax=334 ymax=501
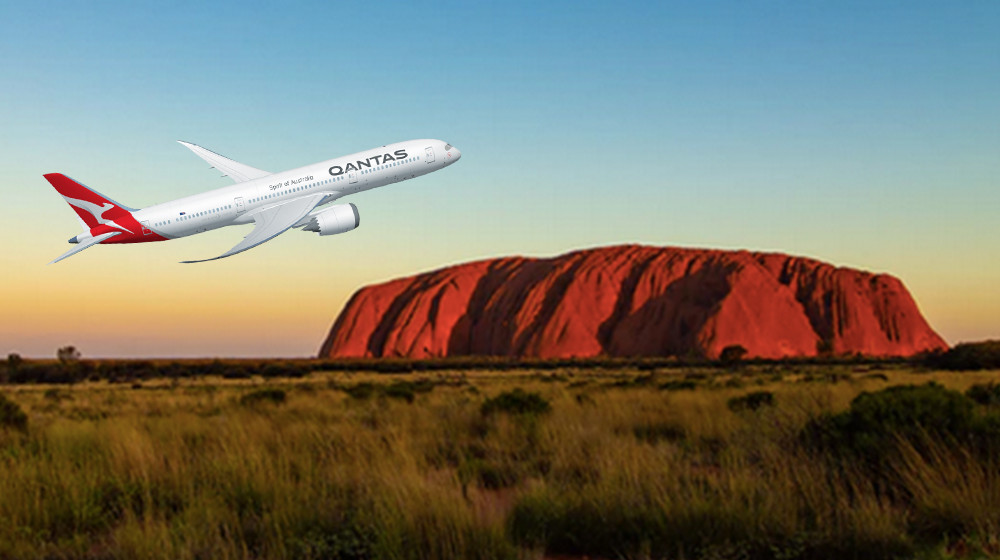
xmin=328 ymin=149 xmax=408 ymax=176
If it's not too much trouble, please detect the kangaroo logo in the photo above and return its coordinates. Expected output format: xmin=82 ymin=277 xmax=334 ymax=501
xmin=65 ymin=196 xmax=134 ymax=234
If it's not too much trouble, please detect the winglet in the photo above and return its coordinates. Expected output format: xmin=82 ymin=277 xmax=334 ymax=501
xmin=177 ymin=141 xmax=271 ymax=183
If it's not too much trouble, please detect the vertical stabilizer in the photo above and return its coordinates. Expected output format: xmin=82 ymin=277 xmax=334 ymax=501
xmin=43 ymin=173 xmax=140 ymax=234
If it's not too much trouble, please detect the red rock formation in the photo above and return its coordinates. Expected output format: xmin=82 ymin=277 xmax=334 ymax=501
xmin=319 ymin=245 xmax=947 ymax=359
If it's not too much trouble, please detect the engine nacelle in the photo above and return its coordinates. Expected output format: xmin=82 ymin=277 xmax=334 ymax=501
xmin=303 ymin=203 xmax=359 ymax=236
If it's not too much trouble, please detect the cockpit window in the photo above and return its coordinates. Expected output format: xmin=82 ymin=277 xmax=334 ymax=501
xmin=445 ymin=143 xmax=452 ymax=150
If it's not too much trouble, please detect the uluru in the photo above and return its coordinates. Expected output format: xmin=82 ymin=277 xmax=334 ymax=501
xmin=319 ymin=245 xmax=947 ymax=359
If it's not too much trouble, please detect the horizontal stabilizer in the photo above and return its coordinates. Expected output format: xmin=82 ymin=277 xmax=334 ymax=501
xmin=177 ymin=141 xmax=271 ymax=183
xmin=50 ymin=232 xmax=120 ymax=264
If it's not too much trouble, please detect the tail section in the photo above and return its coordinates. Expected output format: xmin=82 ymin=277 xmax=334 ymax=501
xmin=43 ymin=173 xmax=163 ymax=263
xmin=43 ymin=173 xmax=137 ymax=231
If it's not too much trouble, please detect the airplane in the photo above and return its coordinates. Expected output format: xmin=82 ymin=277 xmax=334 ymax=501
xmin=44 ymin=139 xmax=461 ymax=264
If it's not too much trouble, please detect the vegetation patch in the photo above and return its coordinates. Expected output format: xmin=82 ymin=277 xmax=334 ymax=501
xmin=659 ymin=379 xmax=697 ymax=391
xmin=727 ymin=390 xmax=775 ymax=412
xmin=921 ymin=340 xmax=1000 ymax=370
xmin=481 ymin=389 xmax=551 ymax=416
xmin=3 ymin=364 xmax=1000 ymax=559
xmin=0 ymin=393 xmax=27 ymax=431
xmin=719 ymin=344 xmax=748 ymax=366
xmin=385 ymin=379 xmax=435 ymax=402
xmin=923 ymin=340 xmax=1000 ymax=370
xmin=632 ymin=422 xmax=686 ymax=443
xmin=239 ymin=388 xmax=287 ymax=406
xmin=966 ymin=382 xmax=1000 ymax=406
xmin=343 ymin=382 xmax=378 ymax=400
xmin=609 ymin=373 xmax=657 ymax=388
xmin=802 ymin=383 xmax=990 ymax=466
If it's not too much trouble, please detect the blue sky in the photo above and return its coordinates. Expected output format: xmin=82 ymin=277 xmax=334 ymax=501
xmin=1 ymin=1 xmax=998 ymax=357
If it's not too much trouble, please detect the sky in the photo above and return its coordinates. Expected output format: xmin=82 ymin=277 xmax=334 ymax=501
xmin=1 ymin=1 xmax=997 ymax=358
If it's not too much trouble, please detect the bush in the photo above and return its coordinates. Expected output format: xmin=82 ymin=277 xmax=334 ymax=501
xmin=923 ymin=340 xmax=1000 ymax=370
xmin=481 ymin=389 xmax=551 ymax=416
xmin=0 ymin=393 xmax=28 ymax=431
xmin=633 ymin=422 xmax=685 ymax=443
xmin=382 ymin=380 xmax=435 ymax=403
xmin=727 ymin=390 xmax=774 ymax=412
xmin=259 ymin=362 xmax=309 ymax=379
xmin=383 ymin=382 xmax=416 ymax=403
xmin=804 ymin=383 xmax=976 ymax=465
xmin=719 ymin=344 xmax=748 ymax=366
xmin=459 ymin=458 xmax=520 ymax=490
xmin=659 ymin=380 xmax=697 ymax=391
xmin=966 ymin=383 xmax=1000 ymax=406
xmin=239 ymin=388 xmax=287 ymax=406
xmin=344 ymin=383 xmax=377 ymax=400
xmin=221 ymin=367 xmax=252 ymax=380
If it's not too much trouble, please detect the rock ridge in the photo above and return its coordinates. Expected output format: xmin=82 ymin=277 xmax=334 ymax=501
xmin=319 ymin=245 xmax=947 ymax=359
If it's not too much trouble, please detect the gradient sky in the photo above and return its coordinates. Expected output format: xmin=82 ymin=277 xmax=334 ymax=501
xmin=1 ymin=1 xmax=997 ymax=357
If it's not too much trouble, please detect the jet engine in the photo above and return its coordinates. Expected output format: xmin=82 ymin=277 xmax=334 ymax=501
xmin=302 ymin=203 xmax=360 ymax=236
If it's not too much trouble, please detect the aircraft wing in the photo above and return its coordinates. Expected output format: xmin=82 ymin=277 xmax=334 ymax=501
xmin=181 ymin=194 xmax=327 ymax=263
xmin=177 ymin=141 xmax=271 ymax=183
xmin=50 ymin=231 xmax=120 ymax=264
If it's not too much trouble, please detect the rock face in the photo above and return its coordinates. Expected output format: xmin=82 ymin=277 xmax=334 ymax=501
xmin=319 ymin=245 xmax=947 ymax=359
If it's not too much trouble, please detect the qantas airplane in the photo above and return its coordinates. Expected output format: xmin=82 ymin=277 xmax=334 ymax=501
xmin=44 ymin=139 xmax=461 ymax=263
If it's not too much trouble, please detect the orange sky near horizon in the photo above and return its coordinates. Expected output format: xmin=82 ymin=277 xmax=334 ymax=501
xmin=2 ymin=233 xmax=997 ymax=359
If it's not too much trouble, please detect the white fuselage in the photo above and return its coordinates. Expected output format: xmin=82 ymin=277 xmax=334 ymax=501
xmin=134 ymin=139 xmax=459 ymax=238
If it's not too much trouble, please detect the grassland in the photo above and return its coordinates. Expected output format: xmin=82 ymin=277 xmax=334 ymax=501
xmin=2 ymin=363 xmax=1000 ymax=559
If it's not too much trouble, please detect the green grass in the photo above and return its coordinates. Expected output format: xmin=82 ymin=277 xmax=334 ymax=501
xmin=1 ymin=365 xmax=1000 ymax=559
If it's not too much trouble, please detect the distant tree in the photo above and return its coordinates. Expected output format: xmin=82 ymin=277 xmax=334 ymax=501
xmin=816 ymin=338 xmax=835 ymax=357
xmin=924 ymin=341 xmax=1000 ymax=371
xmin=3 ymin=353 xmax=22 ymax=383
xmin=719 ymin=345 xmax=748 ymax=367
xmin=57 ymin=346 xmax=81 ymax=364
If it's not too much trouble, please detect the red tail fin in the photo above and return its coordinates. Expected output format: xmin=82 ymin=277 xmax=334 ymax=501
xmin=43 ymin=173 xmax=136 ymax=230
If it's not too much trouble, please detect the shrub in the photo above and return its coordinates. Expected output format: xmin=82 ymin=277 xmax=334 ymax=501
xmin=924 ymin=340 xmax=1000 ymax=370
xmin=633 ymin=422 xmax=685 ymax=443
xmin=481 ymin=389 xmax=551 ymax=416
xmin=459 ymin=458 xmax=520 ymax=490
xmin=659 ymin=380 xmax=697 ymax=391
xmin=966 ymin=383 xmax=1000 ymax=406
xmin=344 ymin=383 xmax=377 ymax=400
xmin=383 ymin=382 xmax=416 ymax=403
xmin=222 ymin=367 xmax=252 ymax=380
xmin=804 ymin=383 xmax=976 ymax=465
xmin=239 ymin=388 xmax=287 ymax=406
xmin=382 ymin=380 xmax=435 ymax=403
xmin=609 ymin=374 xmax=656 ymax=388
xmin=259 ymin=362 xmax=309 ymax=379
xmin=0 ymin=393 xmax=28 ymax=431
xmin=719 ymin=344 xmax=748 ymax=366
xmin=7 ymin=362 xmax=88 ymax=385
xmin=727 ymin=390 xmax=774 ymax=412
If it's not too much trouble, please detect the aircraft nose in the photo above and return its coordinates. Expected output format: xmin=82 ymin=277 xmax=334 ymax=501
xmin=449 ymin=146 xmax=461 ymax=162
